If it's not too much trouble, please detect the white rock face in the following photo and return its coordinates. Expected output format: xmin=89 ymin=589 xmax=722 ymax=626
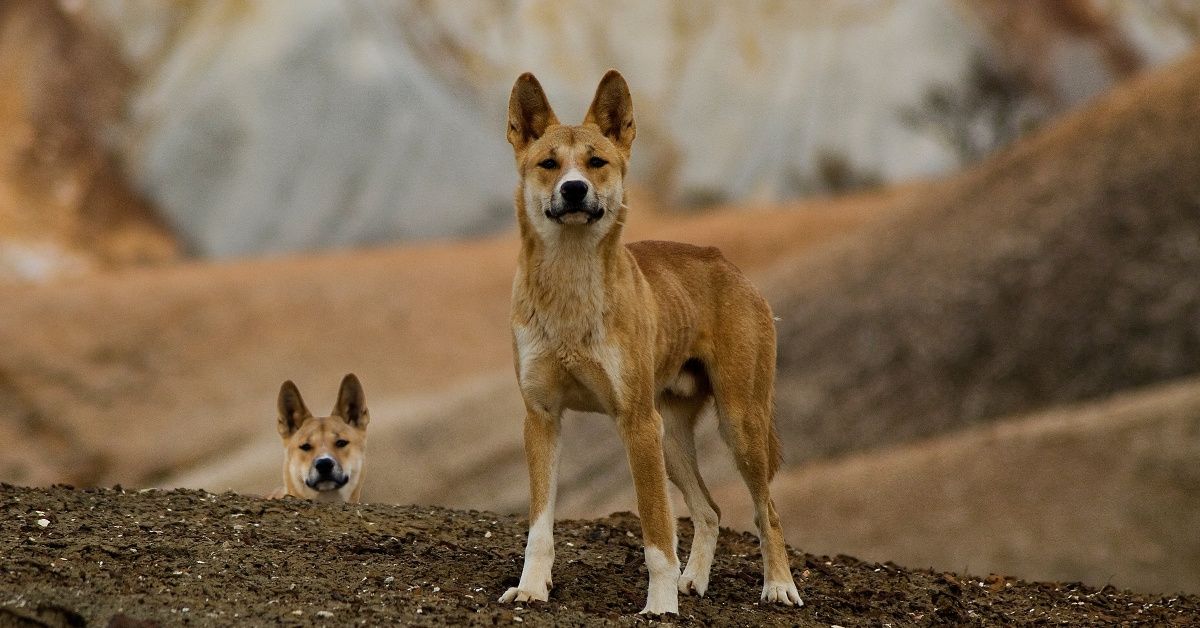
xmin=67 ymin=0 xmax=1195 ymax=256
xmin=75 ymin=0 xmax=514 ymax=256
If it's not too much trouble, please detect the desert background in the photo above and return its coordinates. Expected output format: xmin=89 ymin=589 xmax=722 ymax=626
xmin=2 ymin=0 xmax=1199 ymax=600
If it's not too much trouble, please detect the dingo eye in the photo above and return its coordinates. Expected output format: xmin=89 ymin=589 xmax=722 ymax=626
xmin=588 ymin=157 xmax=608 ymax=168
xmin=335 ymin=439 xmax=349 ymax=448
xmin=537 ymin=158 xmax=558 ymax=169
xmin=299 ymin=443 xmax=312 ymax=451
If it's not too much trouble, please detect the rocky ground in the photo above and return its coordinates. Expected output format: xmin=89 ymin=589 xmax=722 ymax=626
xmin=2 ymin=485 xmax=1198 ymax=627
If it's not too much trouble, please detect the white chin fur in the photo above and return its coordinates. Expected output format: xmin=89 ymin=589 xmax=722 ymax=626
xmin=559 ymin=212 xmax=591 ymax=225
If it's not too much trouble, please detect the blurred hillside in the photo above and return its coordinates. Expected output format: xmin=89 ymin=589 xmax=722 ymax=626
xmin=33 ymin=0 xmax=1196 ymax=259
xmin=768 ymin=45 xmax=1200 ymax=464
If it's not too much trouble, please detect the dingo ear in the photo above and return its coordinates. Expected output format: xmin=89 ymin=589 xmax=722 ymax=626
xmin=583 ymin=69 xmax=635 ymax=155
xmin=507 ymin=72 xmax=559 ymax=154
xmin=277 ymin=380 xmax=311 ymax=438
xmin=333 ymin=373 xmax=369 ymax=428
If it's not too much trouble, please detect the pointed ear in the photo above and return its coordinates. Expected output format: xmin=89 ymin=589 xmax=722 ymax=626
xmin=332 ymin=373 xmax=369 ymax=428
xmin=277 ymin=381 xmax=311 ymax=438
xmin=583 ymin=69 xmax=635 ymax=155
xmin=507 ymin=72 xmax=559 ymax=154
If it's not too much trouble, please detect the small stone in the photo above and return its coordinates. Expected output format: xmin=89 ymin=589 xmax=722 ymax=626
xmin=36 ymin=519 xmax=50 ymax=528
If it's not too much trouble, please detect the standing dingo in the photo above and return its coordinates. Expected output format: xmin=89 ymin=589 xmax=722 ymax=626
xmin=498 ymin=70 xmax=801 ymax=615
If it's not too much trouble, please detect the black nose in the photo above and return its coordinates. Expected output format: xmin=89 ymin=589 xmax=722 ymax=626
xmin=314 ymin=458 xmax=334 ymax=474
xmin=560 ymin=180 xmax=588 ymax=204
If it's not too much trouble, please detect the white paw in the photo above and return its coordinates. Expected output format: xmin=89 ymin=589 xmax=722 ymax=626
xmin=498 ymin=583 xmax=550 ymax=604
xmin=642 ymin=547 xmax=681 ymax=614
xmin=760 ymin=580 xmax=803 ymax=606
xmin=678 ymin=570 xmax=709 ymax=597
xmin=638 ymin=599 xmax=679 ymax=616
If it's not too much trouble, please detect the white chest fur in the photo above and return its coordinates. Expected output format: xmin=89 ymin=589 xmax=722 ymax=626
xmin=514 ymin=319 xmax=624 ymax=415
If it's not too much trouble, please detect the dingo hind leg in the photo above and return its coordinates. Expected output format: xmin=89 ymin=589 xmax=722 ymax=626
xmin=709 ymin=309 xmax=802 ymax=607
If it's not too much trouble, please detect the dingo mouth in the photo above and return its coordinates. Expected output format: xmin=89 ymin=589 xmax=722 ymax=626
xmin=306 ymin=477 xmax=349 ymax=491
xmin=545 ymin=205 xmax=604 ymax=225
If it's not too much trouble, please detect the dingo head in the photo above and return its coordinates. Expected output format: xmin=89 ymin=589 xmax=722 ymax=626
xmin=507 ymin=70 xmax=635 ymax=240
xmin=276 ymin=373 xmax=369 ymax=503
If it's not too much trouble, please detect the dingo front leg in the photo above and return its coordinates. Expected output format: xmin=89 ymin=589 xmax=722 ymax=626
xmin=618 ymin=406 xmax=680 ymax=615
xmin=500 ymin=406 xmax=561 ymax=604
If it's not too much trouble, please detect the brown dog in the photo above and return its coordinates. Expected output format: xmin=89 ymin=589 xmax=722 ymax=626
xmin=271 ymin=373 xmax=369 ymax=503
xmin=498 ymin=70 xmax=801 ymax=614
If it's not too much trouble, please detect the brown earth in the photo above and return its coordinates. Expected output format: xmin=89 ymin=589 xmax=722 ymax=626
xmin=3 ymin=484 xmax=1198 ymax=627
xmin=0 ymin=1 xmax=176 ymax=281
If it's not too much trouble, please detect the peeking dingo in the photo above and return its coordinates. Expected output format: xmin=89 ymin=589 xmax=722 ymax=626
xmin=270 ymin=373 xmax=368 ymax=504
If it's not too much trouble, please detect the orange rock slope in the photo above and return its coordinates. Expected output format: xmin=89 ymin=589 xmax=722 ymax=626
xmin=0 ymin=1 xmax=176 ymax=282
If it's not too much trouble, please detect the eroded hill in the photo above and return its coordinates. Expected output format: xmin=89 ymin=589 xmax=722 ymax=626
xmin=768 ymin=49 xmax=1200 ymax=465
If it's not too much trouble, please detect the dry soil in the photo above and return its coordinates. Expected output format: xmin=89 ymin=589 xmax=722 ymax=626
xmin=2 ymin=485 xmax=1198 ymax=627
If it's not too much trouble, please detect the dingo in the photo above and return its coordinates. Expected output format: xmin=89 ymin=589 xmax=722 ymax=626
xmin=498 ymin=70 xmax=801 ymax=614
xmin=271 ymin=374 xmax=369 ymax=503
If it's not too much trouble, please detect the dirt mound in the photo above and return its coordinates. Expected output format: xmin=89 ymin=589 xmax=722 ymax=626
xmin=0 ymin=2 xmax=176 ymax=282
xmin=767 ymin=48 xmax=1200 ymax=463
xmin=3 ymin=485 xmax=1197 ymax=626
